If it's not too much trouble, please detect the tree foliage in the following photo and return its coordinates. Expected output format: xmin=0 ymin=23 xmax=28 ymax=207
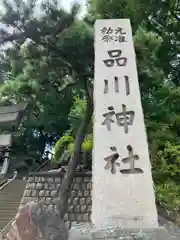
xmin=0 ymin=0 xmax=93 ymax=221
xmin=86 ymin=0 xmax=180 ymax=215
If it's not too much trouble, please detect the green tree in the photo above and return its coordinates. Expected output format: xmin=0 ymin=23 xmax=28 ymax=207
xmin=53 ymin=95 xmax=93 ymax=169
xmin=87 ymin=0 xmax=180 ymax=218
xmin=0 ymin=0 xmax=93 ymax=228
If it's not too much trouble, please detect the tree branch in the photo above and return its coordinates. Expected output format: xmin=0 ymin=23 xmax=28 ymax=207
xmin=0 ymin=14 xmax=75 ymax=46
xmin=170 ymin=10 xmax=180 ymax=22
xmin=57 ymin=80 xmax=93 ymax=218
xmin=0 ymin=31 xmax=26 ymax=45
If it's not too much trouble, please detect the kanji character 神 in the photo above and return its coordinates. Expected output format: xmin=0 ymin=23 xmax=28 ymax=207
xmin=101 ymin=106 xmax=115 ymax=131
xmin=115 ymin=104 xmax=134 ymax=133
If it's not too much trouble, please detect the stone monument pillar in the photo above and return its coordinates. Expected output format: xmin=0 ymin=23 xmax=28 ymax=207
xmin=92 ymin=19 xmax=158 ymax=229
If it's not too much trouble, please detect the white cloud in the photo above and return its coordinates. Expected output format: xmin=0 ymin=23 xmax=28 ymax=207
xmin=61 ymin=0 xmax=87 ymax=18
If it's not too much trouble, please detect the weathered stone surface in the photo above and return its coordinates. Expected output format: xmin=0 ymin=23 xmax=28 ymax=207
xmin=78 ymin=191 xmax=83 ymax=197
xmin=39 ymin=190 xmax=45 ymax=197
xmin=44 ymin=183 xmax=48 ymax=189
xmin=71 ymin=190 xmax=76 ymax=197
xmin=84 ymin=190 xmax=89 ymax=197
xmin=92 ymin=19 xmax=158 ymax=229
xmin=68 ymin=198 xmax=72 ymax=205
xmin=92 ymin=230 xmax=107 ymax=239
xmin=28 ymin=183 xmax=36 ymax=189
xmin=76 ymin=214 xmax=83 ymax=222
xmin=20 ymin=171 xmax=93 ymax=226
xmin=69 ymin=213 xmax=76 ymax=221
xmin=25 ymin=183 xmax=31 ymax=189
xmin=55 ymin=178 xmax=61 ymax=183
xmin=87 ymin=205 xmax=92 ymax=212
xmin=19 ymin=173 xmax=180 ymax=240
xmin=21 ymin=197 xmax=36 ymax=204
xmin=82 ymin=183 xmax=87 ymax=190
xmin=24 ymin=190 xmax=31 ymax=197
xmin=119 ymin=237 xmax=133 ymax=240
xmin=46 ymin=197 xmax=52 ymax=204
xmin=38 ymin=177 xmax=45 ymax=182
xmin=64 ymin=213 xmax=68 ymax=222
xmin=48 ymin=177 xmax=54 ymax=183
xmin=48 ymin=183 xmax=55 ymax=189
xmin=34 ymin=177 xmax=40 ymax=182
xmin=80 ymin=198 xmax=86 ymax=205
xmin=87 ymin=183 xmax=92 ymax=190
xmin=45 ymin=190 xmax=50 ymax=197
xmin=39 ymin=197 xmax=45 ymax=204
xmin=47 ymin=204 xmax=53 ymax=211
xmin=81 ymin=205 xmax=87 ymax=212
xmin=86 ymin=197 xmax=92 ymax=205
xmin=83 ymin=213 xmax=89 ymax=222
xmin=68 ymin=206 xmax=74 ymax=212
xmin=36 ymin=183 xmax=43 ymax=190
xmin=27 ymin=177 xmax=34 ymax=183
xmin=52 ymin=198 xmax=59 ymax=205
xmin=84 ymin=177 xmax=90 ymax=183
xmin=74 ymin=183 xmax=80 ymax=189
xmin=51 ymin=190 xmax=58 ymax=197
xmin=31 ymin=190 xmax=37 ymax=197
xmin=73 ymin=198 xmax=79 ymax=205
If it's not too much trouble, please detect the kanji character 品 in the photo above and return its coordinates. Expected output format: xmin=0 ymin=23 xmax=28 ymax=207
xmin=103 ymin=49 xmax=127 ymax=67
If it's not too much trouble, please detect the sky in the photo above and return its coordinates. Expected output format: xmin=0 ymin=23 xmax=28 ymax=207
xmin=0 ymin=0 xmax=87 ymax=21
xmin=60 ymin=0 xmax=87 ymax=17
xmin=0 ymin=0 xmax=87 ymax=38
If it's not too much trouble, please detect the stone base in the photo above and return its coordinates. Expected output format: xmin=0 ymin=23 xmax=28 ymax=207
xmin=91 ymin=227 xmax=180 ymax=240
xmin=68 ymin=224 xmax=180 ymax=240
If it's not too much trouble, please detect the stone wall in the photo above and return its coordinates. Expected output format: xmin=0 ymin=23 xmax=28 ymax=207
xmin=20 ymin=171 xmax=92 ymax=223
xmin=20 ymin=170 xmax=180 ymax=226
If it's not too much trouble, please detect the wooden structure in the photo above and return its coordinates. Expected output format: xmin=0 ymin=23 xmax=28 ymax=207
xmin=0 ymin=102 xmax=27 ymax=176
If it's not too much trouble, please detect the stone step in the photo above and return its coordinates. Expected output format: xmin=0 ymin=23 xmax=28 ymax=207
xmin=0 ymin=179 xmax=26 ymax=231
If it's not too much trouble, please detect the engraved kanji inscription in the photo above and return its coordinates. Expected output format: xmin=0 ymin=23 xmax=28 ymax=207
xmin=100 ymin=27 xmax=127 ymax=43
xmin=102 ymin=35 xmax=113 ymax=43
xmin=104 ymin=146 xmax=120 ymax=174
xmin=120 ymin=145 xmax=143 ymax=174
xmin=101 ymin=27 xmax=113 ymax=34
xmin=104 ymin=75 xmax=130 ymax=95
xmin=114 ymin=35 xmax=126 ymax=43
xmin=103 ymin=50 xmax=127 ymax=67
xmin=114 ymin=76 xmax=119 ymax=93
xmin=115 ymin=27 xmax=126 ymax=35
xmin=101 ymin=106 xmax=115 ymax=131
xmin=104 ymin=77 xmax=119 ymax=94
xmin=104 ymin=79 xmax=109 ymax=94
xmin=102 ymin=105 xmax=134 ymax=132
xmin=115 ymin=105 xmax=134 ymax=133
xmin=125 ymin=75 xmax=130 ymax=95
